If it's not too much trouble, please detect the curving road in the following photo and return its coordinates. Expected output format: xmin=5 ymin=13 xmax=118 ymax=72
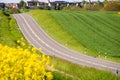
xmin=13 ymin=14 xmax=120 ymax=74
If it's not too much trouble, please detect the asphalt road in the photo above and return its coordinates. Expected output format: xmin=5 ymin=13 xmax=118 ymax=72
xmin=13 ymin=14 xmax=120 ymax=74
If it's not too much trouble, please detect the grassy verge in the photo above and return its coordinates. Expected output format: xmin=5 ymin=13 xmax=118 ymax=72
xmin=53 ymin=72 xmax=74 ymax=80
xmin=28 ymin=10 xmax=120 ymax=62
xmin=0 ymin=10 xmax=23 ymax=47
xmin=51 ymin=56 xmax=120 ymax=80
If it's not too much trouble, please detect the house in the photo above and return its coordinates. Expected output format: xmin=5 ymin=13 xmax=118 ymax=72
xmin=39 ymin=2 xmax=45 ymax=9
xmin=51 ymin=1 xmax=68 ymax=10
xmin=6 ymin=3 xmax=18 ymax=8
xmin=27 ymin=1 xmax=48 ymax=9
xmin=27 ymin=1 xmax=38 ymax=8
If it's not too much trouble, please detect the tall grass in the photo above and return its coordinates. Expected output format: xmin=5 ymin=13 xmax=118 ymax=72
xmin=51 ymin=56 xmax=120 ymax=80
xmin=53 ymin=72 xmax=74 ymax=80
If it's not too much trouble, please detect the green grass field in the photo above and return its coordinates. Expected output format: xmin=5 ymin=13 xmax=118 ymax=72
xmin=29 ymin=10 xmax=120 ymax=62
xmin=49 ymin=11 xmax=120 ymax=57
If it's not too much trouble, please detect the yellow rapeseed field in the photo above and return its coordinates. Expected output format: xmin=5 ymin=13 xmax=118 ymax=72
xmin=0 ymin=43 xmax=53 ymax=80
xmin=118 ymin=12 xmax=120 ymax=15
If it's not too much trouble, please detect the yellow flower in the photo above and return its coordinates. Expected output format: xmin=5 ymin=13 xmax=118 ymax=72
xmin=46 ymin=56 xmax=50 ymax=65
xmin=39 ymin=47 xmax=43 ymax=51
xmin=118 ymin=12 xmax=120 ymax=15
xmin=0 ymin=43 xmax=53 ymax=80
xmin=51 ymin=64 xmax=54 ymax=72
xmin=21 ymin=37 xmax=24 ymax=41
xmin=17 ymin=40 xmax=20 ymax=44
xmin=46 ymin=72 xmax=53 ymax=80
xmin=21 ymin=42 xmax=26 ymax=46
xmin=32 ymin=47 xmax=36 ymax=53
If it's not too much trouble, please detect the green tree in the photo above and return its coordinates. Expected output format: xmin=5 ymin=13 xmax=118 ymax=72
xmin=82 ymin=0 xmax=86 ymax=4
xmin=19 ymin=0 xmax=26 ymax=8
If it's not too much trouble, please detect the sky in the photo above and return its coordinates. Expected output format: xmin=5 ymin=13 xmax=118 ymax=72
xmin=0 ymin=0 xmax=102 ymax=3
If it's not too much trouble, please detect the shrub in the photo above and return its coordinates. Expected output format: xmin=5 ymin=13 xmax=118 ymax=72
xmin=84 ymin=3 xmax=92 ymax=10
xmin=104 ymin=2 xmax=120 ymax=11
xmin=0 ymin=44 xmax=53 ymax=80
xmin=91 ymin=2 xmax=104 ymax=11
xmin=63 ymin=6 xmax=82 ymax=11
xmin=8 ymin=8 xmax=20 ymax=14
xmin=3 ymin=11 xmax=10 ymax=16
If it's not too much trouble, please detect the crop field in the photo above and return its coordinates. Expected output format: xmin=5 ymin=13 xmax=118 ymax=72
xmin=49 ymin=11 xmax=120 ymax=57
xmin=30 ymin=10 xmax=120 ymax=59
